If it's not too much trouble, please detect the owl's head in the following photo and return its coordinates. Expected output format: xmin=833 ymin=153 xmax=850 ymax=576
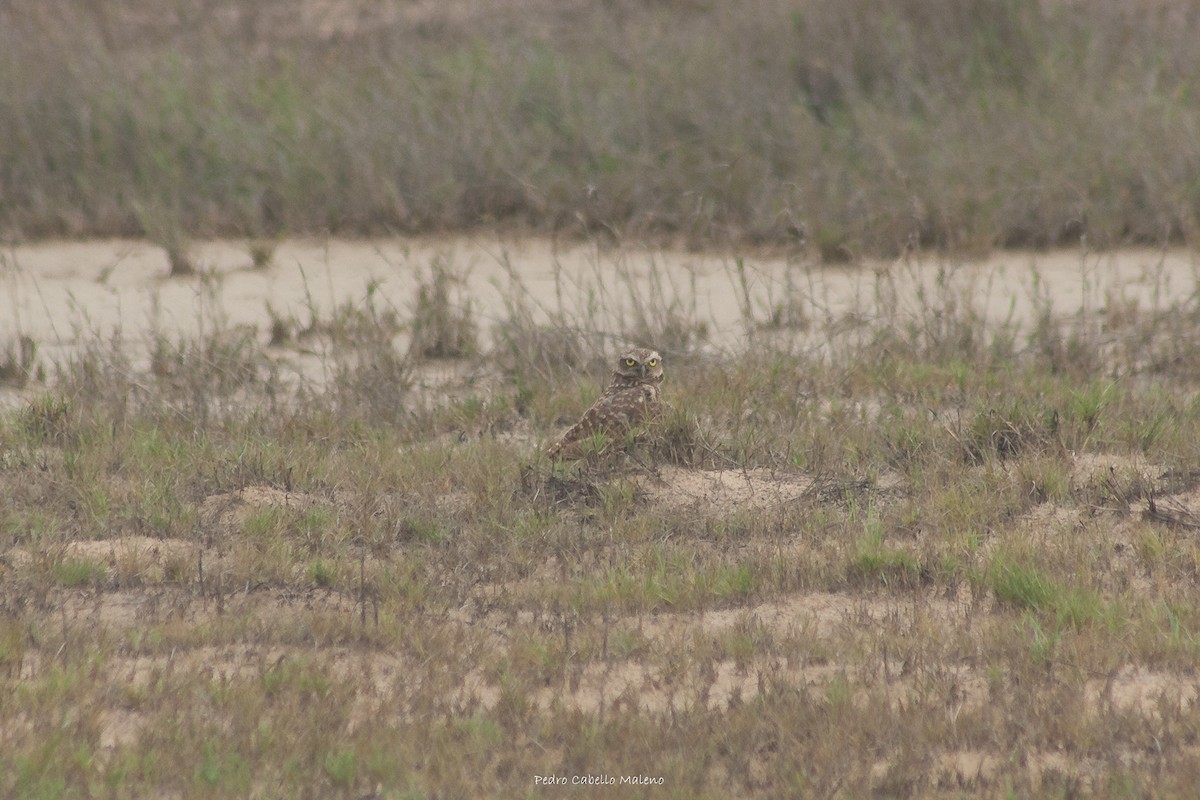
xmin=614 ymin=347 xmax=664 ymax=384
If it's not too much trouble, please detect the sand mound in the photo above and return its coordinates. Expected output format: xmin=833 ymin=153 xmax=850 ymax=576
xmin=200 ymin=484 xmax=331 ymax=531
xmin=634 ymin=466 xmax=813 ymax=514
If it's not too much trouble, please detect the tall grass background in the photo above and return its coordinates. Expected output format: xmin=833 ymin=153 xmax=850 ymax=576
xmin=2 ymin=0 xmax=1198 ymax=256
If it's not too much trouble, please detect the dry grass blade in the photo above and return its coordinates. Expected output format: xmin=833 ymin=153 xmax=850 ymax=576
xmin=1144 ymin=493 xmax=1200 ymax=531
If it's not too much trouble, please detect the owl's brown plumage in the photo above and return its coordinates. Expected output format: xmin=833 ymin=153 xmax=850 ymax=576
xmin=546 ymin=347 xmax=665 ymax=461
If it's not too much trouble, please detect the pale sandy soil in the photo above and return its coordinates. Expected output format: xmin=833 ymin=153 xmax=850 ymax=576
xmin=3 ymin=236 xmax=1196 ymax=406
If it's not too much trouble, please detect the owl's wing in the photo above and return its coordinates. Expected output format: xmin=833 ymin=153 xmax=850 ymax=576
xmin=546 ymin=385 xmax=658 ymax=460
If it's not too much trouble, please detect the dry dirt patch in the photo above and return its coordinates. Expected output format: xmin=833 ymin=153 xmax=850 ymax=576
xmin=456 ymin=587 xmax=987 ymax=716
xmin=200 ymin=484 xmax=333 ymax=532
xmin=3 ymin=536 xmax=194 ymax=579
xmin=634 ymin=466 xmax=813 ymax=514
xmin=64 ymin=536 xmax=193 ymax=574
xmin=625 ymin=588 xmax=972 ymax=641
xmin=1085 ymin=666 xmax=1200 ymax=719
xmin=64 ymin=536 xmax=192 ymax=562
xmin=45 ymin=585 xmax=360 ymax=636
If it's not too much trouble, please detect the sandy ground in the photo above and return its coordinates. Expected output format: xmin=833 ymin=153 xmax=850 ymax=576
xmin=16 ymin=452 xmax=1200 ymax=792
xmin=5 ymin=238 xmax=1200 ymax=792
xmin=3 ymin=237 xmax=1197 ymax=404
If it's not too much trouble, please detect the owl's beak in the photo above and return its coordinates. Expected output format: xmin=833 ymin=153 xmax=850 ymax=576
xmin=639 ymin=363 xmax=647 ymax=378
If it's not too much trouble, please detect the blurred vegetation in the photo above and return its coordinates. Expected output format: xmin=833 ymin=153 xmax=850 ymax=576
xmin=1 ymin=0 xmax=1198 ymax=256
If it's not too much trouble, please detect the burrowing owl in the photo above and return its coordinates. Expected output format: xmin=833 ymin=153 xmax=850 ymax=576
xmin=546 ymin=347 xmax=665 ymax=460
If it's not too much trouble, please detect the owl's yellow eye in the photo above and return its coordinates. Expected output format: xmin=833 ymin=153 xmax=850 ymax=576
xmin=625 ymin=358 xmax=637 ymax=367
xmin=648 ymin=358 xmax=658 ymax=366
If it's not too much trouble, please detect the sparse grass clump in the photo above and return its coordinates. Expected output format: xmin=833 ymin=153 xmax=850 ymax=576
xmin=408 ymin=258 xmax=477 ymax=360
xmin=135 ymin=201 xmax=197 ymax=277
xmin=0 ymin=335 xmax=38 ymax=387
xmin=51 ymin=557 xmax=108 ymax=588
xmin=247 ymin=239 xmax=277 ymax=270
